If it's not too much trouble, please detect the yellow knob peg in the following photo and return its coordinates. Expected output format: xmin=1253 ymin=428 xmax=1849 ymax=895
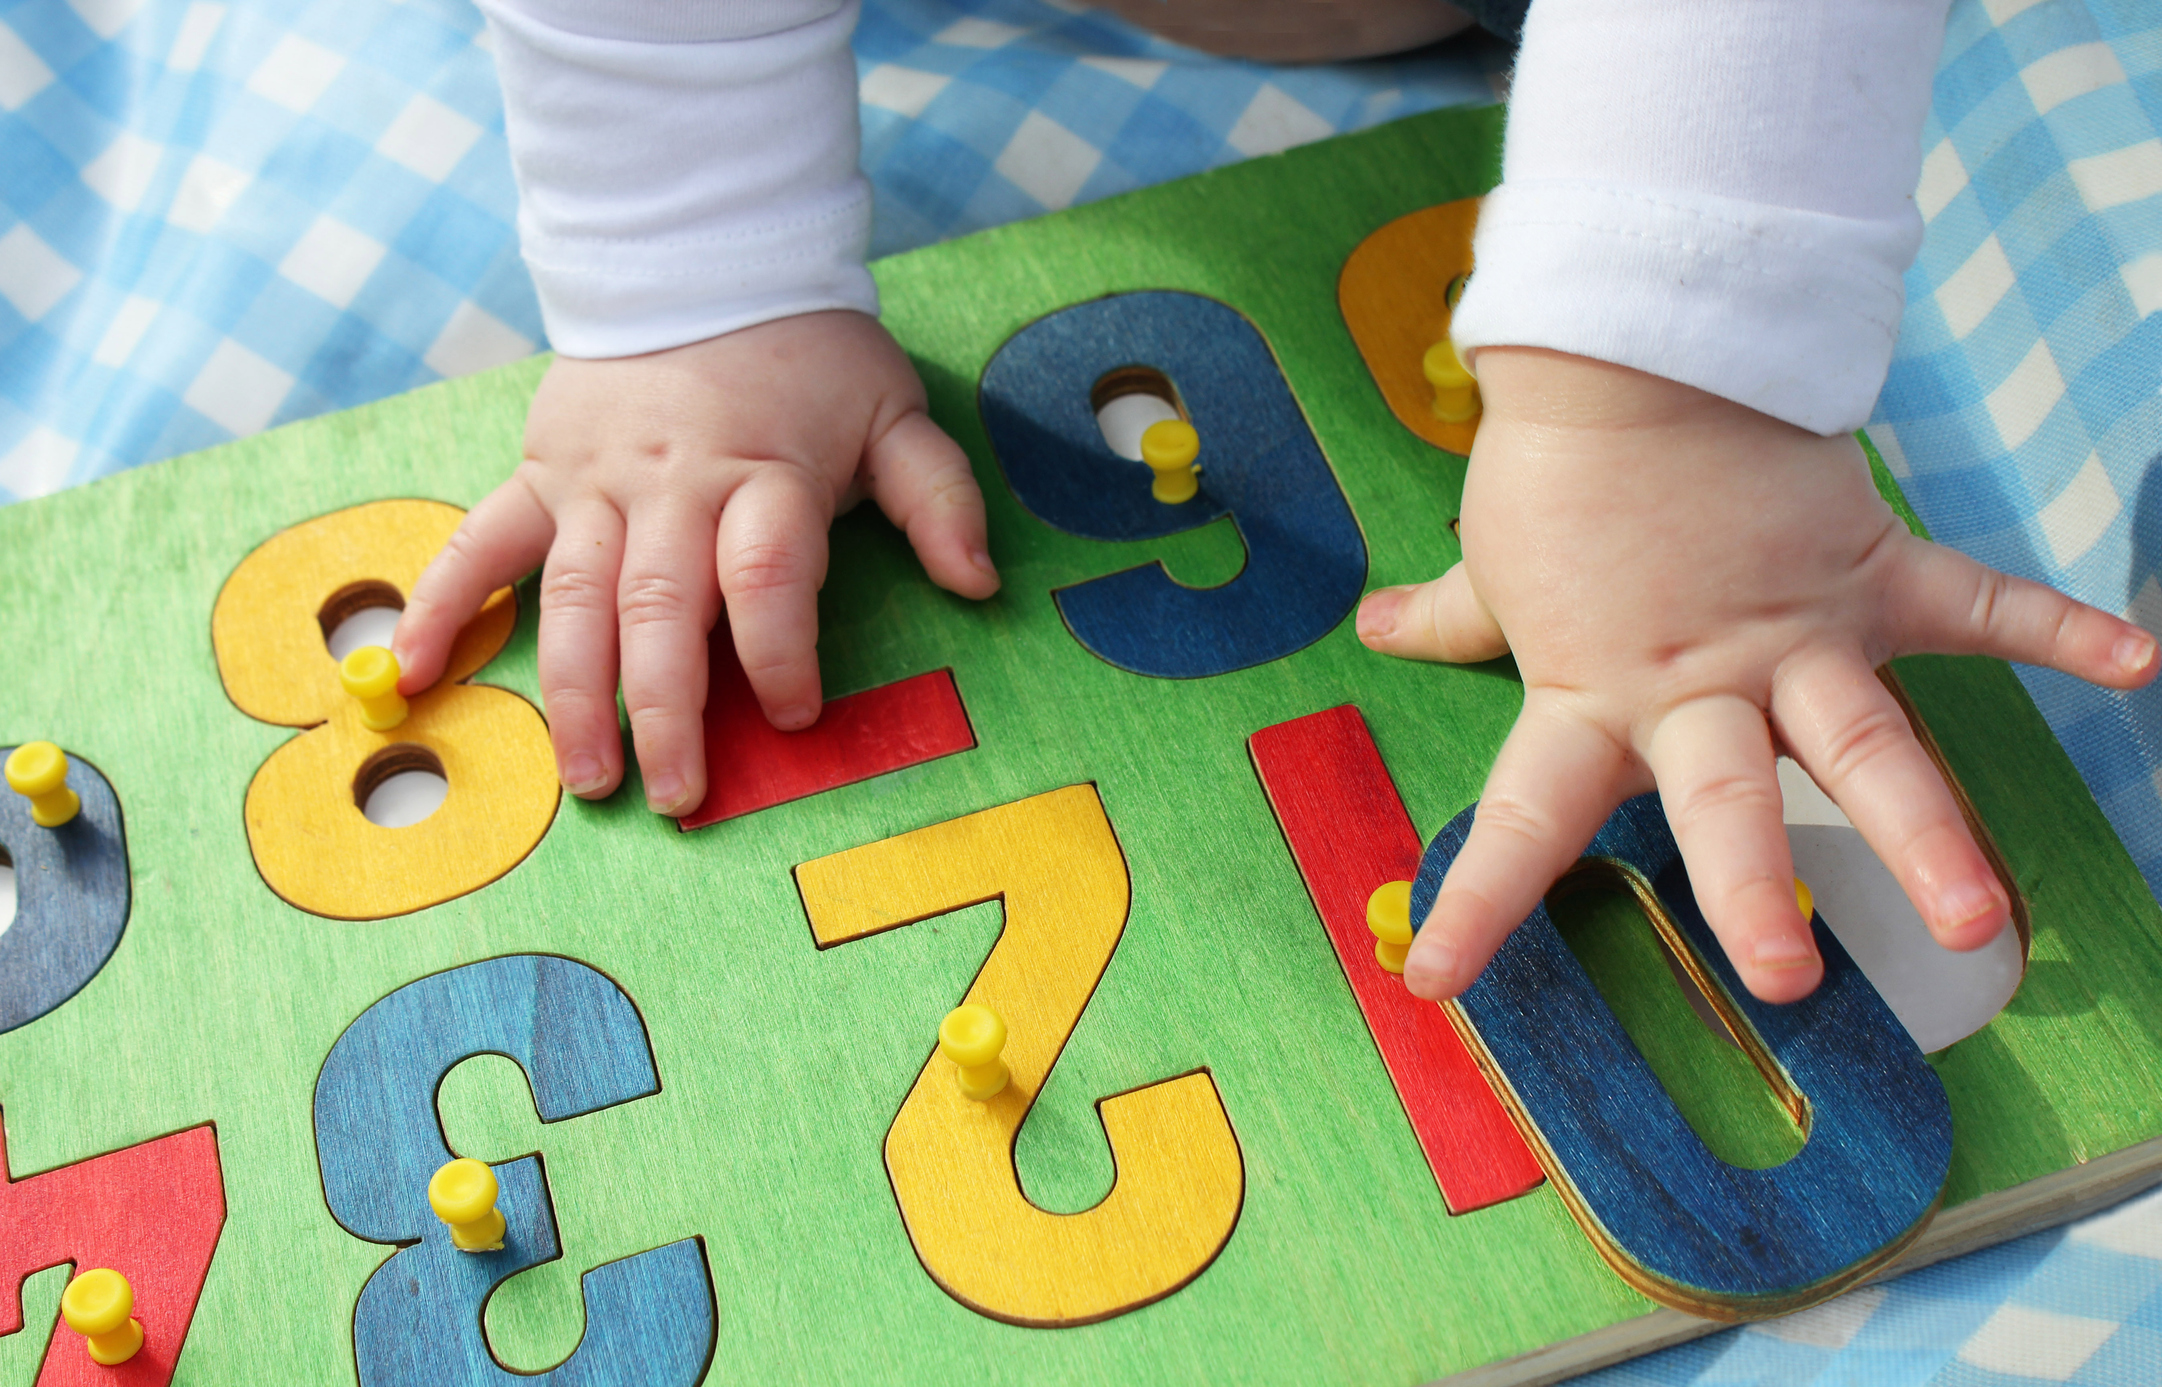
xmin=61 ymin=1268 xmax=143 ymax=1366
xmin=1422 ymin=338 xmax=1480 ymax=424
xmin=340 ymin=646 xmax=409 ymax=731
xmin=939 ymin=1003 xmax=1010 ymax=1101
xmin=1794 ymin=876 xmax=1815 ymax=922
xmin=1367 ymin=880 xmax=1415 ymax=974
xmin=6 ymin=741 xmax=79 ymax=828
xmin=428 ymin=1158 xmax=506 ymax=1252
xmin=1139 ymin=418 xmax=1200 ymax=505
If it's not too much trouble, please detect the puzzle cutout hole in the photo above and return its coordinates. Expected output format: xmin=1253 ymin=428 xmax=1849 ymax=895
xmin=318 ymin=580 xmax=405 ymax=661
xmin=353 ymin=743 xmax=449 ymax=828
xmin=1090 ymin=366 xmax=1184 ymax=461
xmin=1776 ymin=757 xmax=2023 ymax=1053
xmin=1548 ymin=870 xmax=1808 ymax=1172
xmin=0 ymin=843 xmax=12 ymax=939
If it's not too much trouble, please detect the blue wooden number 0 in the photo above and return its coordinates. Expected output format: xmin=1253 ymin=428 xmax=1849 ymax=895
xmin=978 ymin=291 xmax=1368 ymax=678
xmin=1412 ymin=796 xmax=1954 ymax=1319
xmin=313 ymin=954 xmax=716 ymax=1385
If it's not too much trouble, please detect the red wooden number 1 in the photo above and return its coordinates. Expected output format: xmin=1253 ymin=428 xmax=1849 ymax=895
xmin=1250 ymin=705 xmax=1544 ymax=1214
xmin=0 ymin=1112 xmax=225 ymax=1385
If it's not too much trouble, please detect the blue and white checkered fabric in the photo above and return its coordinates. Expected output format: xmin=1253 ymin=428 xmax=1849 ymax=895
xmin=1 ymin=0 xmax=2158 ymax=1381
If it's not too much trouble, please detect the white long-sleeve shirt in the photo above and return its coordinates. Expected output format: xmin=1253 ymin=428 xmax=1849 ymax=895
xmin=479 ymin=0 xmax=1950 ymax=435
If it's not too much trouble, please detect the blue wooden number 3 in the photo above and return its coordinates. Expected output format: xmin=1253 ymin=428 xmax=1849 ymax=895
xmin=979 ymin=291 xmax=1368 ymax=679
xmin=313 ymin=954 xmax=716 ymax=1385
xmin=1412 ymin=796 xmax=1954 ymax=1319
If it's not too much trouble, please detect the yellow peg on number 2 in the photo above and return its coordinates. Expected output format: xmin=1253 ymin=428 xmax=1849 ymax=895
xmin=939 ymin=1004 xmax=1010 ymax=1101
xmin=429 ymin=1158 xmax=506 ymax=1251
xmin=61 ymin=1268 xmax=143 ymax=1366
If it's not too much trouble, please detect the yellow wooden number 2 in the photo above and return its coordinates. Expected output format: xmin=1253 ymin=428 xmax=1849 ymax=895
xmin=795 ymin=784 xmax=1245 ymax=1326
xmin=211 ymin=500 xmax=558 ymax=920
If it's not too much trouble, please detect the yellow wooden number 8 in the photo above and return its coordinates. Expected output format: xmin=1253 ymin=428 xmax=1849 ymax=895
xmin=211 ymin=499 xmax=558 ymax=920
xmin=795 ymin=784 xmax=1245 ymax=1326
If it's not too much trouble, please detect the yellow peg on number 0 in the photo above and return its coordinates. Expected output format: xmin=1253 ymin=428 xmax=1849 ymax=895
xmin=5 ymin=741 xmax=79 ymax=827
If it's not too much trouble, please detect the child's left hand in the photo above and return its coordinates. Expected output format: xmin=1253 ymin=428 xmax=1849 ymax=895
xmin=1357 ymin=347 xmax=2158 ymax=1004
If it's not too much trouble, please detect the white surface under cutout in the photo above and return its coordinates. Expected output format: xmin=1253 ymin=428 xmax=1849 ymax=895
xmin=0 ymin=857 xmax=14 ymax=939
xmin=1095 ymin=390 xmax=1181 ymax=461
xmin=325 ymin=605 xmax=403 ymax=662
xmin=362 ymin=769 xmax=448 ymax=828
xmin=1777 ymin=757 xmax=2023 ymax=1053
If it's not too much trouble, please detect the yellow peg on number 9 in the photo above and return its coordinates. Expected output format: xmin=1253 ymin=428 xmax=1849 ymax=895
xmin=61 ymin=1268 xmax=143 ymax=1365
xmin=5 ymin=741 xmax=79 ymax=827
xmin=1139 ymin=419 xmax=1200 ymax=505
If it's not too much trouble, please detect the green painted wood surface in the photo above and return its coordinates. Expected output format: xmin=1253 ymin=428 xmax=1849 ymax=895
xmin=0 ymin=106 xmax=2157 ymax=1384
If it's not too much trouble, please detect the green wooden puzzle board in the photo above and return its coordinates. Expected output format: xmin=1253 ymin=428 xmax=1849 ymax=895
xmin=4 ymin=106 xmax=2162 ymax=1385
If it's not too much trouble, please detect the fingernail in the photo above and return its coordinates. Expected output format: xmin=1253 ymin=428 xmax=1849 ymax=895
xmin=1752 ymin=931 xmax=1816 ymax=969
xmin=1402 ymin=936 xmax=1459 ymax=999
xmin=2117 ymin=632 xmax=2156 ymax=675
xmin=1357 ymin=587 xmax=1413 ymax=642
xmin=970 ymin=548 xmax=997 ymax=576
xmin=772 ymin=704 xmax=817 ymax=731
xmin=645 ymin=771 xmax=689 ymax=815
xmin=1935 ymin=877 xmax=2007 ymax=933
xmin=560 ymin=753 xmax=608 ymax=797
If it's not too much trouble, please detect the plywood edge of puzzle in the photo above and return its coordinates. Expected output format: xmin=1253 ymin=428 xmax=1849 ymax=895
xmin=796 ymin=785 xmax=1244 ymax=1326
xmin=1338 ymin=198 xmax=1482 ymax=456
xmin=211 ymin=499 xmax=516 ymax=726
xmin=244 ymin=688 xmax=558 ymax=919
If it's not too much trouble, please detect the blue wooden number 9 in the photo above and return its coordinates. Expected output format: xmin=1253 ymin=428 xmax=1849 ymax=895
xmin=1411 ymin=796 xmax=1953 ymax=1319
xmin=313 ymin=954 xmax=716 ymax=1385
xmin=978 ymin=291 xmax=1368 ymax=678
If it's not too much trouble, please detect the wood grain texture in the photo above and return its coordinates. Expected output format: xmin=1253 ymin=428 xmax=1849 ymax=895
xmin=1246 ymin=706 xmax=1542 ymax=1213
xmin=0 ymin=107 xmax=2154 ymax=1386
xmin=0 ymin=1116 xmax=224 ymax=1387
xmin=0 ymin=750 xmax=127 ymax=1035
xmin=978 ymin=291 xmax=1368 ymax=678
xmin=314 ymin=955 xmax=715 ymax=1385
xmin=216 ymin=501 xmax=558 ymax=919
xmin=1336 ymin=200 xmax=1482 ymax=456
xmin=796 ymin=785 xmax=1244 ymax=1325
xmin=679 ymin=627 xmax=974 ymax=830
xmin=1412 ymin=796 xmax=1954 ymax=1320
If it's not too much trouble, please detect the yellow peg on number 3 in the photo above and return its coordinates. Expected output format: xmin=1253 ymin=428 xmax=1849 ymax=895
xmin=340 ymin=646 xmax=409 ymax=731
xmin=939 ymin=1004 xmax=1010 ymax=1101
xmin=429 ymin=1158 xmax=506 ymax=1251
xmin=5 ymin=741 xmax=79 ymax=827
xmin=61 ymin=1268 xmax=143 ymax=1366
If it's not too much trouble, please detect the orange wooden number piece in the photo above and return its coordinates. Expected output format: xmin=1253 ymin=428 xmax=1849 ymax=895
xmin=795 ymin=785 xmax=1244 ymax=1326
xmin=211 ymin=500 xmax=558 ymax=919
xmin=1338 ymin=198 xmax=1482 ymax=455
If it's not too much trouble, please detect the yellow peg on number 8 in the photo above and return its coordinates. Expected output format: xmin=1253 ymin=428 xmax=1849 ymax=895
xmin=211 ymin=500 xmax=558 ymax=920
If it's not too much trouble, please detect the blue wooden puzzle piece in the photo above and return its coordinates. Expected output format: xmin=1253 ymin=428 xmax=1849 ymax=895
xmin=315 ymin=954 xmax=715 ymax=1385
xmin=1410 ymin=795 xmax=1952 ymax=1316
xmin=0 ymin=747 xmax=127 ymax=1035
xmin=978 ymin=291 xmax=1368 ymax=678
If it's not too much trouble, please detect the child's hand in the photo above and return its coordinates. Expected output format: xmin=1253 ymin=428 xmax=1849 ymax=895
xmin=1358 ymin=348 xmax=2157 ymax=1004
xmin=392 ymin=310 xmax=1001 ymax=815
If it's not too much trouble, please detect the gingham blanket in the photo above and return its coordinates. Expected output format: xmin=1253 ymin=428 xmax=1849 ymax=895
xmin=1 ymin=0 xmax=2158 ymax=1381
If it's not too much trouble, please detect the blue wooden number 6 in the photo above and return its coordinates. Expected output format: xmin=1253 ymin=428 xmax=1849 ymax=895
xmin=979 ymin=291 xmax=1368 ymax=678
xmin=1412 ymin=796 xmax=1954 ymax=1319
xmin=314 ymin=954 xmax=716 ymax=1385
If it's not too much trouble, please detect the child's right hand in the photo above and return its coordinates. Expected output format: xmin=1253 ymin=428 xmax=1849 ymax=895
xmin=390 ymin=309 xmax=1001 ymax=816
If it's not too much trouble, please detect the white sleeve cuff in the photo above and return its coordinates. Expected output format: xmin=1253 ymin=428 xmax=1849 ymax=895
xmin=480 ymin=0 xmax=877 ymax=359
xmin=1451 ymin=180 xmax=1918 ymax=436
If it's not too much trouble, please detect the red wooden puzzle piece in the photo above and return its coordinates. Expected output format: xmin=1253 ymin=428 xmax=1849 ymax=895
xmin=0 ymin=1113 xmax=225 ymax=1386
xmin=680 ymin=626 xmax=976 ymax=829
xmin=1249 ymin=705 xmax=1544 ymax=1214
